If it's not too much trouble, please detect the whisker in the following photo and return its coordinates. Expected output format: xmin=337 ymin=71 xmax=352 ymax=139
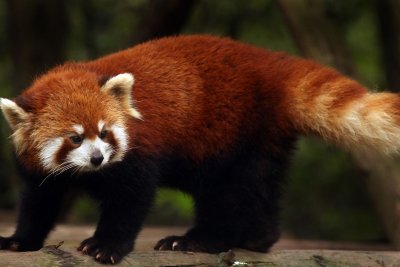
xmin=71 ymin=165 xmax=84 ymax=176
xmin=39 ymin=162 xmax=76 ymax=187
xmin=51 ymin=164 xmax=72 ymax=176
xmin=54 ymin=164 xmax=75 ymax=176
xmin=39 ymin=169 xmax=58 ymax=187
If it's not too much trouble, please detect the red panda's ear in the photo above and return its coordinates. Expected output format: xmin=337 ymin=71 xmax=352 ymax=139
xmin=0 ymin=98 xmax=31 ymax=131
xmin=100 ymin=73 xmax=143 ymax=120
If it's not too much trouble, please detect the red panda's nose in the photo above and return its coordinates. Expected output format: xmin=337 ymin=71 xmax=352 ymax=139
xmin=90 ymin=150 xmax=104 ymax=166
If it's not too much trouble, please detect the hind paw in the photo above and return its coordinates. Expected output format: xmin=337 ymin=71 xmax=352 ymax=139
xmin=154 ymin=235 xmax=230 ymax=253
xmin=0 ymin=236 xmax=42 ymax=251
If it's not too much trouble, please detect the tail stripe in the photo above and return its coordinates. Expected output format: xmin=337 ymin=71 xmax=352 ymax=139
xmin=289 ymin=70 xmax=400 ymax=154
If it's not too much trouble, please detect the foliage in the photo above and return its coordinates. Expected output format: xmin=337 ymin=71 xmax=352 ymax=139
xmin=283 ymin=137 xmax=385 ymax=241
xmin=67 ymin=194 xmax=100 ymax=223
xmin=146 ymin=189 xmax=194 ymax=226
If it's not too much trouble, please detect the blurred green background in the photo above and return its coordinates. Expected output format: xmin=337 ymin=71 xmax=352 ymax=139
xmin=0 ymin=0 xmax=394 ymax=242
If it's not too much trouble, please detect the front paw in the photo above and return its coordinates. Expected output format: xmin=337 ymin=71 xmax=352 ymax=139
xmin=77 ymin=237 xmax=132 ymax=264
xmin=154 ymin=235 xmax=231 ymax=253
xmin=0 ymin=236 xmax=42 ymax=251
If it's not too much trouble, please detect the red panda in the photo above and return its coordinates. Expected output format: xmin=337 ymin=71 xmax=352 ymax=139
xmin=0 ymin=35 xmax=399 ymax=264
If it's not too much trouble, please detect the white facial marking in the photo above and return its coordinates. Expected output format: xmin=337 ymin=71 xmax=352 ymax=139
xmin=98 ymin=120 xmax=105 ymax=132
xmin=66 ymin=137 xmax=113 ymax=171
xmin=41 ymin=121 xmax=129 ymax=173
xmin=39 ymin=138 xmax=64 ymax=171
xmin=73 ymin=124 xmax=84 ymax=135
xmin=110 ymin=124 xmax=128 ymax=162
xmin=94 ymin=137 xmax=113 ymax=163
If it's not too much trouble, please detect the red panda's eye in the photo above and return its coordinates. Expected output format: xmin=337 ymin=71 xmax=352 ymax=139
xmin=70 ymin=135 xmax=83 ymax=144
xmin=99 ymin=129 xmax=108 ymax=139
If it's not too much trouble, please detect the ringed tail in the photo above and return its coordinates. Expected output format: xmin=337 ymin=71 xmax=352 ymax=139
xmin=285 ymin=62 xmax=400 ymax=154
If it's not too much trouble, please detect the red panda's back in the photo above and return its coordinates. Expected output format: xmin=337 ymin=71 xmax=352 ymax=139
xmin=86 ymin=35 xmax=297 ymax=161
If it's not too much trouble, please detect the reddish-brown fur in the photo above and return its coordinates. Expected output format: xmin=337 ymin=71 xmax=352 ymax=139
xmin=5 ymin=35 xmax=400 ymax=264
xmin=14 ymin=37 xmax=286 ymax=165
xmin=14 ymin=70 xmax=127 ymax=171
xmin=16 ymin=35 xmax=400 ymax=170
xmin=85 ymin=37 xmax=300 ymax=159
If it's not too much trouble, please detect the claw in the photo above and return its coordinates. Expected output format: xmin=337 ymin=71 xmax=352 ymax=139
xmin=172 ymin=241 xmax=179 ymax=250
xmin=110 ymin=256 xmax=115 ymax=264
xmin=82 ymin=245 xmax=89 ymax=254
xmin=96 ymin=253 xmax=101 ymax=260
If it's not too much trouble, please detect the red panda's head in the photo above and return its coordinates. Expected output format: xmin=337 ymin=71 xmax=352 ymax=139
xmin=0 ymin=70 xmax=142 ymax=175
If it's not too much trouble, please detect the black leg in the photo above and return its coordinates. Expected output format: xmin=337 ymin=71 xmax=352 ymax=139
xmin=79 ymin=161 xmax=158 ymax=264
xmin=0 ymin=180 xmax=66 ymax=251
xmin=155 ymin=154 xmax=287 ymax=253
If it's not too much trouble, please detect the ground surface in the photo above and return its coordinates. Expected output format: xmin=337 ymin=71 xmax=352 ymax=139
xmin=0 ymin=223 xmax=397 ymax=266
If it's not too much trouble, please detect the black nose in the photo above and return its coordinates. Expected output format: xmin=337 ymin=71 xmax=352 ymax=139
xmin=90 ymin=150 xmax=104 ymax=166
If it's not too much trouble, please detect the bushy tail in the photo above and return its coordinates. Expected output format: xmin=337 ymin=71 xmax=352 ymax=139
xmin=286 ymin=65 xmax=400 ymax=154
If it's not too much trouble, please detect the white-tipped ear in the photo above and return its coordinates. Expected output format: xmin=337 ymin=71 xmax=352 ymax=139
xmin=0 ymin=98 xmax=30 ymax=130
xmin=100 ymin=73 xmax=142 ymax=120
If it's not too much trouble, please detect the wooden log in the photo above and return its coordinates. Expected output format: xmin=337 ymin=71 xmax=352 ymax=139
xmin=0 ymin=225 xmax=394 ymax=266
xmin=1 ymin=247 xmax=400 ymax=267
